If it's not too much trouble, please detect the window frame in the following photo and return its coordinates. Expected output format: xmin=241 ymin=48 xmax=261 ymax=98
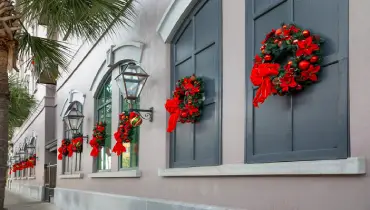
xmin=94 ymin=74 xmax=112 ymax=172
xmin=169 ymin=0 xmax=223 ymax=168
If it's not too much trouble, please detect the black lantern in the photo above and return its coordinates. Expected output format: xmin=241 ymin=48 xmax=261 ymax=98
xmin=115 ymin=62 xmax=154 ymax=122
xmin=64 ymin=105 xmax=84 ymax=131
xmin=115 ymin=62 xmax=149 ymax=100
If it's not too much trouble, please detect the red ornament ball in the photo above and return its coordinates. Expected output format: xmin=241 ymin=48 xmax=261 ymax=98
xmin=298 ymin=60 xmax=310 ymax=70
xmin=180 ymin=111 xmax=188 ymax=118
xmin=310 ymin=56 xmax=319 ymax=63
xmin=274 ymin=39 xmax=279 ymax=44
xmin=302 ymin=30 xmax=310 ymax=37
xmin=275 ymin=28 xmax=282 ymax=36
xmin=293 ymin=39 xmax=299 ymax=45
xmin=264 ymin=54 xmax=272 ymax=61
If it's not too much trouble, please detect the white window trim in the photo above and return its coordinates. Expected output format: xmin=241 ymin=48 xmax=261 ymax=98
xmin=88 ymin=169 xmax=141 ymax=178
xmin=27 ymin=176 xmax=36 ymax=180
xmin=59 ymin=173 xmax=84 ymax=179
xmin=156 ymin=0 xmax=198 ymax=43
xmin=158 ymin=157 xmax=366 ymax=177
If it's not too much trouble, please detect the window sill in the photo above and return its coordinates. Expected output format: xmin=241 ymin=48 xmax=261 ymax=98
xmin=60 ymin=173 xmax=84 ymax=179
xmin=88 ymin=170 xmax=141 ymax=178
xmin=27 ymin=177 xmax=36 ymax=180
xmin=158 ymin=157 xmax=366 ymax=177
xmin=21 ymin=177 xmax=27 ymax=180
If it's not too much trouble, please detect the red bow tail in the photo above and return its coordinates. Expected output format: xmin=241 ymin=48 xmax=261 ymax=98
xmin=58 ymin=153 xmax=63 ymax=160
xmin=112 ymin=131 xmax=126 ymax=156
xmin=253 ymin=77 xmax=273 ymax=107
xmin=167 ymin=110 xmax=180 ymax=132
xmin=165 ymin=98 xmax=181 ymax=133
xmin=90 ymin=146 xmax=100 ymax=157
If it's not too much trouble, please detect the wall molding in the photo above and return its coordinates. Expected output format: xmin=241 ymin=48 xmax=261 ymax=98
xmin=159 ymin=157 xmax=366 ymax=177
xmin=156 ymin=0 xmax=198 ymax=43
xmin=89 ymin=41 xmax=145 ymax=96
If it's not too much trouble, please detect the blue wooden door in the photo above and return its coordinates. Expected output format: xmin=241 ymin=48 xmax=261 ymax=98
xmin=171 ymin=0 xmax=222 ymax=168
xmin=246 ymin=0 xmax=349 ymax=163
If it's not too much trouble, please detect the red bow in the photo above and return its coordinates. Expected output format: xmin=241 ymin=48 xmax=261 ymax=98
xmin=112 ymin=130 xmax=127 ymax=156
xmin=250 ymin=63 xmax=280 ymax=107
xmin=165 ymin=98 xmax=181 ymax=132
xmin=89 ymin=137 xmax=100 ymax=157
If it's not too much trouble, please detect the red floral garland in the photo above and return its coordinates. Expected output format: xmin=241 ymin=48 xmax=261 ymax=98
xmin=71 ymin=133 xmax=83 ymax=153
xmin=89 ymin=122 xmax=106 ymax=157
xmin=28 ymin=154 xmax=37 ymax=168
xmin=10 ymin=154 xmax=37 ymax=174
xmin=165 ymin=74 xmax=204 ymax=133
xmin=112 ymin=111 xmax=142 ymax=156
xmin=58 ymin=139 xmax=73 ymax=160
xmin=250 ymin=23 xmax=324 ymax=107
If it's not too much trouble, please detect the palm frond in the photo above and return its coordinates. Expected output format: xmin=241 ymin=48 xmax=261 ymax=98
xmin=18 ymin=0 xmax=137 ymax=41
xmin=17 ymin=32 xmax=73 ymax=78
xmin=8 ymin=75 xmax=36 ymax=139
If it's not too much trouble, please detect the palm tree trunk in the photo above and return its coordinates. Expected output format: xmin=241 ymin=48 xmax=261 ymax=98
xmin=0 ymin=45 xmax=9 ymax=210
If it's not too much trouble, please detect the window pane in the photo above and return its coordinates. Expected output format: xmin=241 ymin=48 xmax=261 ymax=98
xmin=120 ymin=99 xmax=139 ymax=168
xmin=98 ymin=108 xmax=105 ymax=122
xmin=97 ymin=88 xmax=105 ymax=106
xmin=105 ymin=81 xmax=112 ymax=101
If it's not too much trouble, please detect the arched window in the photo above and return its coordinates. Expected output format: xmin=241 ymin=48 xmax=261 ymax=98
xmin=119 ymin=63 xmax=140 ymax=168
xmin=63 ymin=101 xmax=83 ymax=174
xmin=95 ymin=75 xmax=112 ymax=171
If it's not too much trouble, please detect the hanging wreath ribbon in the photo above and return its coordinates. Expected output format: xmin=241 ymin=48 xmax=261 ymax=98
xmin=165 ymin=74 xmax=204 ymax=133
xmin=113 ymin=111 xmax=142 ymax=156
xmin=250 ymin=23 xmax=324 ymax=107
xmin=89 ymin=122 xmax=106 ymax=157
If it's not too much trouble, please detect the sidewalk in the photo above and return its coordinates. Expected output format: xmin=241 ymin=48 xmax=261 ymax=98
xmin=4 ymin=190 xmax=58 ymax=210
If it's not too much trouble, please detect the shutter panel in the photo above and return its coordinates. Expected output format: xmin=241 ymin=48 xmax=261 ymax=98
xmin=171 ymin=0 xmax=221 ymax=168
xmin=246 ymin=0 xmax=349 ymax=163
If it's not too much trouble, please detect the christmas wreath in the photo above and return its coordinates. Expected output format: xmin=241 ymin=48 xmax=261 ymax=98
xmin=89 ymin=122 xmax=107 ymax=157
xmin=58 ymin=139 xmax=73 ymax=160
xmin=250 ymin=23 xmax=324 ymax=107
xmin=71 ymin=133 xmax=83 ymax=153
xmin=112 ymin=111 xmax=142 ymax=156
xmin=165 ymin=74 xmax=204 ymax=132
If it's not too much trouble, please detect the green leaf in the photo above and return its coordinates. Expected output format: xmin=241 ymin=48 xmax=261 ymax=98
xmin=18 ymin=0 xmax=137 ymax=42
xmin=8 ymin=75 xmax=37 ymax=139
xmin=17 ymin=32 xmax=72 ymax=79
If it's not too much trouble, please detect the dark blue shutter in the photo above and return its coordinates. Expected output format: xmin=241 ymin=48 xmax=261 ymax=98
xmin=246 ymin=0 xmax=349 ymax=163
xmin=171 ymin=0 xmax=222 ymax=168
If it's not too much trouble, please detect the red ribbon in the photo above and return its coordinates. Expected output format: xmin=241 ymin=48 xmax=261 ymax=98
xmin=250 ymin=63 xmax=280 ymax=107
xmin=165 ymin=98 xmax=181 ymax=133
xmin=112 ymin=131 xmax=127 ymax=156
xmin=89 ymin=137 xmax=100 ymax=157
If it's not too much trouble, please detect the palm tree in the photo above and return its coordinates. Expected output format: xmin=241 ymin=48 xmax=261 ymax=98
xmin=8 ymin=74 xmax=36 ymax=139
xmin=0 ymin=0 xmax=136 ymax=208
